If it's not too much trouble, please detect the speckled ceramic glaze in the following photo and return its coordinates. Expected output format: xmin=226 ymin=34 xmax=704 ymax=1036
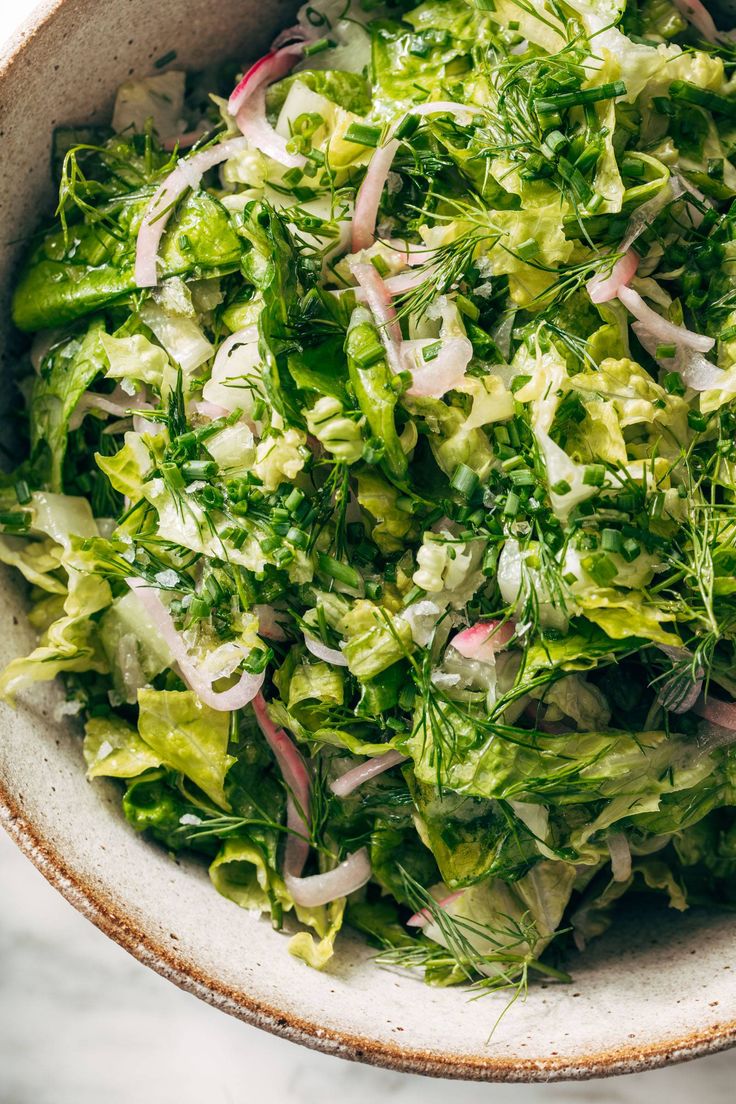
xmin=1 ymin=0 xmax=736 ymax=1082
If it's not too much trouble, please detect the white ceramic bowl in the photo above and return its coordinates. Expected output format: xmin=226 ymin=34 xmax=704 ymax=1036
xmin=1 ymin=0 xmax=736 ymax=1081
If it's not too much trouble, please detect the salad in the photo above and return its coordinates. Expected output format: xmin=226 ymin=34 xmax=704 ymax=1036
xmin=4 ymin=0 xmax=736 ymax=1000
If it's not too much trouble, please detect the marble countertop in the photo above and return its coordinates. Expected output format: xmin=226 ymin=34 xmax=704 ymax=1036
xmin=2 ymin=3 xmax=736 ymax=1101
xmin=2 ymin=828 xmax=736 ymax=1104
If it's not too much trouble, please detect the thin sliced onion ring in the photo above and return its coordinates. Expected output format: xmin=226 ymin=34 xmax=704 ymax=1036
xmin=350 ymin=261 xmax=404 ymax=376
xmin=693 ymin=693 xmax=736 ymax=731
xmin=587 ymin=249 xmax=639 ymax=305
xmin=450 ymin=620 xmax=514 ymax=663
xmin=228 ymin=43 xmax=307 ymax=169
xmin=304 ymin=634 xmax=348 ymax=666
xmin=330 ymin=750 xmax=408 ymax=798
xmin=403 ymin=335 xmax=473 ymax=399
xmin=285 ymin=847 xmax=372 ymax=908
xmin=191 ymin=400 xmax=230 ymax=421
xmin=407 ymin=890 xmax=465 ymax=928
xmin=617 ymin=285 xmax=714 ymax=353
xmin=126 ymin=578 xmax=264 ymax=710
xmin=672 ymin=0 xmax=720 ymax=41
xmin=252 ymin=692 xmax=311 ymax=877
xmin=352 ymin=101 xmax=474 ymax=253
xmin=135 ymin=137 xmax=249 ymax=288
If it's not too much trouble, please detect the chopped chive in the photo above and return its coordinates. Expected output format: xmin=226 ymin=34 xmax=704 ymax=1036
xmin=501 ymin=454 xmax=524 ymax=471
xmin=451 ymin=462 xmax=480 ymax=498
xmin=494 ymin=425 xmax=510 ymax=445
xmin=575 ymin=143 xmax=601 ymax=174
xmin=181 ymin=460 xmax=217 ymax=482
xmin=586 ymin=192 xmax=604 ymax=213
xmin=688 ymin=410 xmax=708 ymax=431
xmin=648 ymin=492 xmax=666 ymax=520
xmin=273 ymin=547 xmax=294 ymax=568
xmin=422 ymin=340 xmax=443 ymax=362
xmin=365 ymin=580 xmax=383 ymax=600
xmin=351 ymin=330 xmax=385 ymax=369
xmin=475 ymin=0 xmax=496 ymax=9
xmin=621 ymin=537 xmax=641 ymax=562
xmin=622 ymin=157 xmax=645 ymax=178
xmin=371 ymin=254 xmax=391 ymax=277
xmin=260 ymin=535 xmax=282 ymax=554
xmin=582 ymin=553 xmax=618 ymax=587
xmin=456 ymin=293 xmax=479 ymax=321
xmin=517 ymin=237 xmax=540 ymax=261
xmin=657 ymin=344 xmax=677 ymax=361
xmin=652 ymin=95 xmax=676 ymax=116
xmin=670 ymin=80 xmax=736 ymax=120
xmin=317 ymin=553 xmax=361 ymax=589
xmin=550 ymin=479 xmax=571 ymax=495
xmin=663 ymin=371 xmax=685 ymax=396
xmin=503 ymin=491 xmax=520 ymax=517
xmin=160 ymin=461 xmax=185 ymax=491
xmin=344 ymin=122 xmax=383 ymax=147
xmin=0 ymin=510 xmax=30 ymax=533
xmin=154 ymin=49 xmax=177 ymax=69
xmin=601 ymin=528 xmax=622 ymax=553
xmin=286 ymin=526 xmax=309 ymax=550
xmin=614 ymin=492 xmax=637 ymax=513
xmin=303 ymin=36 xmax=335 ymax=56
xmin=395 ymin=113 xmax=420 ymax=141
xmin=284 ymin=487 xmax=306 ymax=513
xmin=508 ymin=18 xmax=520 ymax=29
xmin=14 ymin=480 xmax=31 ymax=505
xmin=583 ymin=464 xmax=606 ymax=487
xmin=509 ymin=468 xmax=535 ymax=487
xmin=534 ymin=80 xmax=626 ymax=113
xmin=544 ymin=129 xmax=567 ymax=154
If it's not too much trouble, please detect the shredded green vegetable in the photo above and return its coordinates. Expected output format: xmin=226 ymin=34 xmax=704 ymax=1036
xmin=5 ymin=0 xmax=736 ymax=1002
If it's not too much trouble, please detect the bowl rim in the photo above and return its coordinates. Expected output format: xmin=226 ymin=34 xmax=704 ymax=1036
xmin=2 ymin=0 xmax=736 ymax=1083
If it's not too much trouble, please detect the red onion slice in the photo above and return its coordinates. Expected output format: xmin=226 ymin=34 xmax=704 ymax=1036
xmin=352 ymin=101 xmax=474 ymax=253
xmin=255 ymin=604 xmax=288 ymax=642
xmin=236 ymin=89 xmax=306 ymax=170
xmin=228 ymin=43 xmax=307 ymax=169
xmin=330 ymin=749 xmax=408 ymax=798
xmin=403 ymin=335 xmax=473 ymax=398
xmin=304 ymin=634 xmax=348 ymax=666
xmin=126 ymin=578 xmax=265 ymax=710
xmin=407 ymin=890 xmax=465 ymax=928
xmin=285 ymin=847 xmax=372 ymax=908
xmin=228 ymin=42 xmax=305 ymax=115
xmin=587 ymin=248 xmax=639 ymax=304
xmin=135 ymin=137 xmax=249 ymax=288
xmin=252 ymin=692 xmax=311 ymax=877
xmin=350 ymin=261 xmax=404 ymax=376
xmin=191 ymin=400 xmax=230 ymax=421
xmin=607 ymin=832 xmax=632 ymax=883
xmin=587 ymin=178 xmax=694 ymax=307
xmin=450 ymin=620 xmax=514 ymax=663
xmin=69 ymin=386 xmax=152 ymax=431
xmin=693 ymin=693 xmax=736 ymax=731
xmin=617 ymin=285 xmax=714 ymax=353
xmin=672 ymin=0 xmax=720 ymax=40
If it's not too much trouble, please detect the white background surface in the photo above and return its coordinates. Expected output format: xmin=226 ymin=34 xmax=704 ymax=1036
xmin=0 ymin=3 xmax=735 ymax=1101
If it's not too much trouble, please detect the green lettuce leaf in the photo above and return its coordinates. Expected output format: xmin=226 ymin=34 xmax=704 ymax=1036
xmin=84 ymin=714 xmax=162 ymax=779
xmin=137 ymin=688 xmax=235 ymax=809
xmin=31 ymin=320 xmax=106 ymax=491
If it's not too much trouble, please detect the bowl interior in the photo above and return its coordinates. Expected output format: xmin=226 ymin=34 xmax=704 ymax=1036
xmin=1 ymin=0 xmax=735 ymax=1081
